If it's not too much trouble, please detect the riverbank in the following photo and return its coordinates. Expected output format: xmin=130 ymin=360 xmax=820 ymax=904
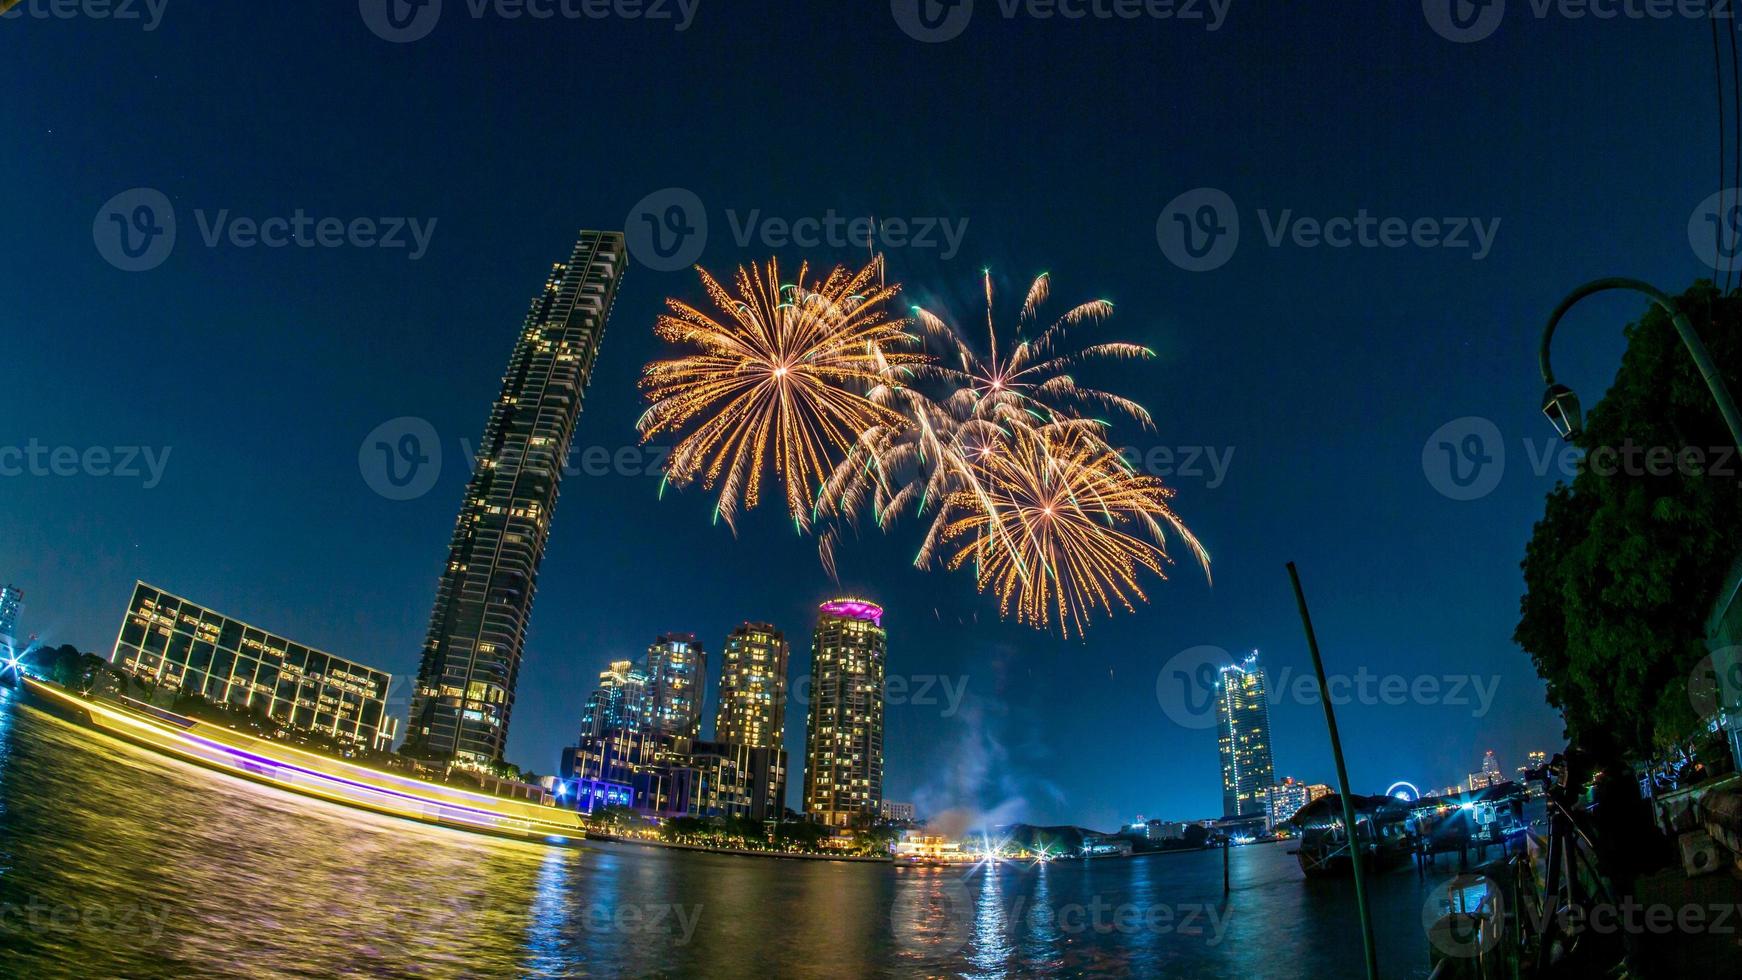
xmin=16 ymin=677 xmax=591 ymax=847
xmin=586 ymin=832 xmax=888 ymax=863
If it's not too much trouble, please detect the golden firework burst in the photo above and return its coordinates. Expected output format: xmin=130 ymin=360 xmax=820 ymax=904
xmin=639 ymin=256 xmax=925 ymax=531
xmin=941 ymin=421 xmax=1209 ymax=637
xmin=820 ymin=270 xmax=1171 ymax=571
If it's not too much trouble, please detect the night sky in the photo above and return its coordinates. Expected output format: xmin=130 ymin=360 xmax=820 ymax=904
xmin=3 ymin=4 xmax=1718 ymax=829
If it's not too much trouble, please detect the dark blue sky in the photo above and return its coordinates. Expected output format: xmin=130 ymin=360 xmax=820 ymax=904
xmin=2 ymin=4 xmax=1719 ymax=828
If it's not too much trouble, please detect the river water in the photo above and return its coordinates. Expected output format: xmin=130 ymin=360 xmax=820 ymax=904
xmin=0 ymin=689 xmax=1460 ymax=978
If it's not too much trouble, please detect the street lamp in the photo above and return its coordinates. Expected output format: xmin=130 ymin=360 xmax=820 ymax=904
xmin=1539 ymin=277 xmax=1742 ymax=448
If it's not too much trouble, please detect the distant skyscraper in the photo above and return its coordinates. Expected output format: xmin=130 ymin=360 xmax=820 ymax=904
xmin=646 ymin=633 xmax=706 ymax=738
xmin=0 ymin=584 xmax=20 ymax=638
xmin=579 ymin=659 xmax=649 ymax=738
xmin=713 ymin=623 xmax=789 ymax=753
xmin=803 ymin=599 xmax=886 ymax=828
xmin=1216 ymin=651 xmax=1276 ymax=818
xmin=404 ymin=231 xmax=628 ymax=768
xmin=1469 ymin=748 xmax=1506 ymax=791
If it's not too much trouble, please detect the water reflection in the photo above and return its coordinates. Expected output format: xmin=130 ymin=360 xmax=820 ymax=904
xmin=0 ymin=699 xmax=1459 ymax=978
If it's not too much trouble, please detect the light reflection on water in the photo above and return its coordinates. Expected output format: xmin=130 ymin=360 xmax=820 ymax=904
xmin=0 ymin=696 xmax=1453 ymax=978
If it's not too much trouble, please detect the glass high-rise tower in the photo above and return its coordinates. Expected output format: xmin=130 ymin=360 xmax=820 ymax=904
xmin=646 ymin=632 xmax=705 ymax=738
xmin=802 ymin=599 xmax=886 ymax=828
xmin=1216 ymin=651 xmax=1275 ymax=818
xmin=404 ymin=231 xmax=627 ymax=768
xmin=713 ymin=622 xmax=789 ymax=754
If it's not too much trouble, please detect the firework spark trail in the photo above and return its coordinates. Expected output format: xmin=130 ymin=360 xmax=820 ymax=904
xmin=638 ymin=257 xmax=924 ymax=532
xmin=822 ymin=271 xmax=1176 ymax=565
xmin=941 ymin=421 xmax=1209 ymax=637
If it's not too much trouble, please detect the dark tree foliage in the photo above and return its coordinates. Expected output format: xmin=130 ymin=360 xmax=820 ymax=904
xmin=1516 ymin=282 xmax=1742 ymax=760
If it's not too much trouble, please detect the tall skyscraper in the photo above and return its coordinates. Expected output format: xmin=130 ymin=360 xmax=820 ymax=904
xmin=645 ymin=633 xmax=706 ymax=738
xmin=404 ymin=231 xmax=627 ymax=768
xmin=579 ymin=659 xmax=649 ymax=738
xmin=1216 ymin=651 xmax=1276 ymax=818
xmin=802 ymin=599 xmax=886 ymax=828
xmin=0 ymin=584 xmax=20 ymax=638
xmin=713 ymin=622 xmax=789 ymax=753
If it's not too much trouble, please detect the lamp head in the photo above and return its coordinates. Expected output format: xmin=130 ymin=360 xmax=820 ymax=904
xmin=1541 ymin=383 xmax=1582 ymax=441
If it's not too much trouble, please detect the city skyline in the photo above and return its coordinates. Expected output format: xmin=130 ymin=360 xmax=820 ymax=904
xmin=6 ymin=5 xmax=1617 ymax=830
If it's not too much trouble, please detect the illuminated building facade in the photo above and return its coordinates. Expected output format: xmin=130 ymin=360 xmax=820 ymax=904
xmin=713 ymin=622 xmax=788 ymax=754
xmin=880 ymin=800 xmax=915 ymax=823
xmin=802 ymin=598 xmax=886 ymax=828
xmin=676 ymin=740 xmax=785 ymax=822
xmin=579 ymin=659 xmax=648 ymax=738
xmin=1469 ymin=749 xmax=1505 ymax=790
xmin=1216 ymin=651 xmax=1275 ymax=818
xmin=0 ymin=584 xmax=20 ymax=638
xmin=110 ymin=582 xmax=397 ymax=751
xmin=404 ymin=231 xmax=627 ymax=768
xmin=646 ymin=632 xmax=705 ymax=738
xmin=1264 ymin=777 xmax=1313 ymax=832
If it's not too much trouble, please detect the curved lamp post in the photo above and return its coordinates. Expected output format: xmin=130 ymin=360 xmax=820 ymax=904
xmin=1538 ymin=277 xmax=1742 ymax=447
